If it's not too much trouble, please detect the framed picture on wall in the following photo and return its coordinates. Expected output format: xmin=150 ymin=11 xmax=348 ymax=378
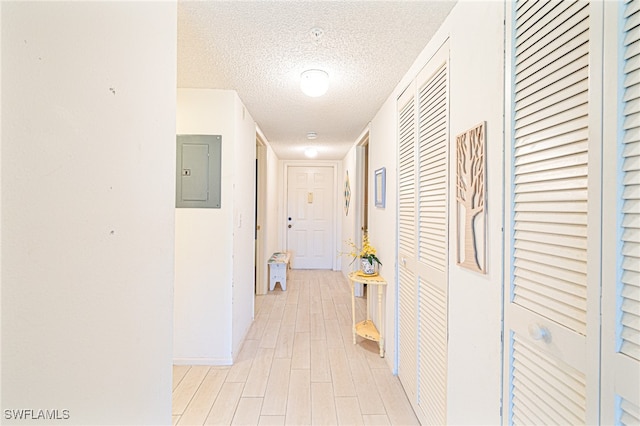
xmin=375 ymin=167 xmax=386 ymax=208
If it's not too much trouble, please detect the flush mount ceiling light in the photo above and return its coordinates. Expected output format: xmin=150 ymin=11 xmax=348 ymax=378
xmin=306 ymin=132 xmax=318 ymax=140
xmin=300 ymin=69 xmax=329 ymax=97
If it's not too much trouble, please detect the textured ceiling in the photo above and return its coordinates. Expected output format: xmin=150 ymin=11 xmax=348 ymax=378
xmin=178 ymin=1 xmax=456 ymax=160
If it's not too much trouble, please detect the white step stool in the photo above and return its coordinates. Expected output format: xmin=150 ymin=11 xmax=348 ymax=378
xmin=268 ymin=252 xmax=291 ymax=291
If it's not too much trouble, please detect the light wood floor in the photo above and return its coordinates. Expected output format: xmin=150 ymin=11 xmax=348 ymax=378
xmin=172 ymin=269 xmax=419 ymax=426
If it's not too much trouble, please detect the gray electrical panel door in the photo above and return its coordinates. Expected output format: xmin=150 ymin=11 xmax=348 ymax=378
xmin=176 ymin=135 xmax=221 ymax=208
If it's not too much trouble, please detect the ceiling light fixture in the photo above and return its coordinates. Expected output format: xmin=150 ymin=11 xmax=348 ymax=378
xmin=304 ymin=148 xmax=318 ymax=158
xmin=300 ymin=69 xmax=329 ymax=97
xmin=306 ymin=132 xmax=318 ymax=140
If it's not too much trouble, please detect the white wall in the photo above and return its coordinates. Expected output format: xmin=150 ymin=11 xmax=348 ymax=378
xmin=364 ymin=1 xmax=505 ymax=423
xmin=264 ymin=142 xmax=281 ymax=277
xmin=1 ymin=2 xmax=176 ymax=424
xmin=367 ymin=98 xmax=400 ymax=369
xmin=340 ymin=147 xmax=359 ymax=275
xmin=175 ymin=89 xmax=256 ymax=364
xmin=232 ymin=97 xmax=257 ymax=355
xmin=445 ymin=4 xmax=504 ymax=423
xmin=175 ymin=90 xmax=235 ymax=364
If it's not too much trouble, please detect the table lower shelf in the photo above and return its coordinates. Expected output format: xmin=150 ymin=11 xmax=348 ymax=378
xmin=355 ymin=320 xmax=380 ymax=342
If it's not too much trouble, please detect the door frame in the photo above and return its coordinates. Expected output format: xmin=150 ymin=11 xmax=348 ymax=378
xmin=282 ymin=160 xmax=340 ymax=270
xmin=355 ymin=132 xmax=370 ymax=244
xmin=255 ymin=133 xmax=267 ymax=295
xmin=354 ymin=132 xmax=369 ymax=296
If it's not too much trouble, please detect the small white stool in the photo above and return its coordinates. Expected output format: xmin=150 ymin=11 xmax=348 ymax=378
xmin=268 ymin=252 xmax=291 ymax=291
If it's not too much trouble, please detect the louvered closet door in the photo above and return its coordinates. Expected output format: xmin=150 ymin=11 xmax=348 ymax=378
xmin=397 ymin=42 xmax=449 ymax=425
xmin=620 ymin=2 xmax=640 ymax=366
xmin=504 ymin=1 xmax=601 ymax=424
xmin=602 ymin=0 xmax=640 ymax=423
xmin=397 ymin=82 xmax=418 ymax=405
xmin=415 ymin=52 xmax=449 ymax=425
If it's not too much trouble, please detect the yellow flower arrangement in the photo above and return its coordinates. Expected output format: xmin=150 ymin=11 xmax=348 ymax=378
xmin=343 ymin=232 xmax=382 ymax=267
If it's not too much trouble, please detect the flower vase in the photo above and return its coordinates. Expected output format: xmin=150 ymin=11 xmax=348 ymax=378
xmin=361 ymin=258 xmax=376 ymax=275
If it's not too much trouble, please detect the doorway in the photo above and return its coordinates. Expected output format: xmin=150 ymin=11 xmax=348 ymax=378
xmin=354 ymin=133 xmax=370 ymax=297
xmin=255 ymin=134 xmax=267 ymax=295
xmin=285 ymin=165 xmax=335 ymax=269
xmin=356 ymin=134 xmax=370 ymax=244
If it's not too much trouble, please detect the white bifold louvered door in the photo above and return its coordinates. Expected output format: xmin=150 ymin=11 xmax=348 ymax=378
xmin=397 ymin=42 xmax=449 ymax=425
xmin=504 ymin=1 xmax=603 ymax=424
xmin=619 ymin=1 xmax=640 ymax=368
xmin=601 ymin=0 xmax=640 ymax=423
xmin=398 ymin=81 xmax=418 ymax=407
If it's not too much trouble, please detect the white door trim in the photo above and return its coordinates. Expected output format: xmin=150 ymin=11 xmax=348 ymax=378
xmin=354 ymin=132 xmax=369 ymax=296
xmin=255 ymin=138 xmax=267 ymax=295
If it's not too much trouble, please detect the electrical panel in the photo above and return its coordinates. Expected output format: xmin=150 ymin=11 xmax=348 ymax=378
xmin=176 ymin=135 xmax=221 ymax=208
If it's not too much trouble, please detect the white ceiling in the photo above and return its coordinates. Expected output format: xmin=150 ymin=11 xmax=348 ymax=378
xmin=178 ymin=1 xmax=456 ymax=160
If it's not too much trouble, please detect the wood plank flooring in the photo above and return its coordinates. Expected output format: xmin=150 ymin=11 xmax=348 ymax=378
xmin=172 ymin=269 xmax=419 ymax=426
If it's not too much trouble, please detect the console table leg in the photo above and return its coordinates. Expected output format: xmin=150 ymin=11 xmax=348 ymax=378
xmin=351 ymin=281 xmax=356 ymax=344
xmin=378 ymin=285 xmax=384 ymax=357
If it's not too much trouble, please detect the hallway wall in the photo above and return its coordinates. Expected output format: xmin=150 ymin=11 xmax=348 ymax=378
xmin=175 ymin=89 xmax=256 ymax=364
xmin=349 ymin=1 xmax=505 ymax=423
xmin=263 ymin=140 xmax=282 ymax=277
xmin=232 ymin=97 xmax=260 ymax=356
xmin=340 ymin=144 xmax=359 ymax=276
xmin=254 ymin=130 xmax=282 ymax=295
xmin=1 ymin=2 xmax=176 ymax=423
xmin=444 ymin=3 xmax=504 ymax=422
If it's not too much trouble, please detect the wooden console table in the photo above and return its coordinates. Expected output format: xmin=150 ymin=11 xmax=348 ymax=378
xmin=348 ymin=271 xmax=387 ymax=357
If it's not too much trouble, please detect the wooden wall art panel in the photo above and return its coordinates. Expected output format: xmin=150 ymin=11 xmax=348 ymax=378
xmin=455 ymin=122 xmax=486 ymax=274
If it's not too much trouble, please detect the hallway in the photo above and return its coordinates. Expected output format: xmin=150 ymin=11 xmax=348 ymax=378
xmin=171 ymin=269 xmax=418 ymax=425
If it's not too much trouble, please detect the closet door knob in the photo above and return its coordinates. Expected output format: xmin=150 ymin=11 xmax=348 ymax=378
xmin=528 ymin=324 xmax=551 ymax=343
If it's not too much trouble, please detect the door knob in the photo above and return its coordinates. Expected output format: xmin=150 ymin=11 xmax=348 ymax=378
xmin=288 ymin=224 xmax=292 ymax=228
xmin=528 ymin=324 xmax=551 ymax=343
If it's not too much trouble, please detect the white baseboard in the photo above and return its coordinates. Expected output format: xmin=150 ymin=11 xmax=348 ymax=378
xmin=173 ymin=357 xmax=233 ymax=366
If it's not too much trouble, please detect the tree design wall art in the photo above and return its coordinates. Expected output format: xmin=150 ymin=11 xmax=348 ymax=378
xmin=456 ymin=122 xmax=486 ymax=274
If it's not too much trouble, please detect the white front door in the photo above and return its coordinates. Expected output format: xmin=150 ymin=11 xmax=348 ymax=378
xmin=286 ymin=166 xmax=334 ymax=269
